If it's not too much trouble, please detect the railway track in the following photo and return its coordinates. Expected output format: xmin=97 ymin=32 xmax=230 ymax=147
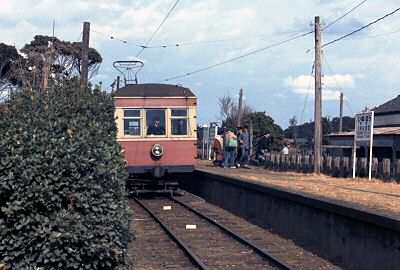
xmin=133 ymin=195 xmax=296 ymax=270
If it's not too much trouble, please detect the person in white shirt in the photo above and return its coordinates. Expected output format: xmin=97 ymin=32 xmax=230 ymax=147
xmin=281 ymin=144 xmax=289 ymax=155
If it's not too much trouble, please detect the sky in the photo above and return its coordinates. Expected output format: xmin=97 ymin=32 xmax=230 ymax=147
xmin=1 ymin=0 xmax=400 ymax=128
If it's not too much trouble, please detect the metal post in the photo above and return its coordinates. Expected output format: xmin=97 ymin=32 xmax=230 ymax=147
xmin=352 ymin=138 xmax=356 ymax=178
xmin=339 ymin=92 xmax=344 ymax=132
xmin=314 ymin=16 xmax=322 ymax=174
xmin=81 ymin=21 xmax=90 ymax=87
xmin=368 ymin=111 xmax=375 ymax=180
xmin=116 ymin=76 xmax=120 ymax=90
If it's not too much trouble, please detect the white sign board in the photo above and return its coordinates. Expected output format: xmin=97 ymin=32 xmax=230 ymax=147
xmin=355 ymin=112 xmax=374 ymax=142
xmin=353 ymin=111 xmax=374 ymax=180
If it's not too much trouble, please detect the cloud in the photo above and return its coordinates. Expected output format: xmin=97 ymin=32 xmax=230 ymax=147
xmin=284 ymin=74 xmax=356 ymax=100
xmin=1 ymin=0 xmax=400 ymax=127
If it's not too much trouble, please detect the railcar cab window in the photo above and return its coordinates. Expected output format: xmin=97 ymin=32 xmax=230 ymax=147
xmin=146 ymin=109 xmax=166 ymax=136
xmin=171 ymin=109 xmax=188 ymax=136
xmin=123 ymin=109 xmax=141 ymax=136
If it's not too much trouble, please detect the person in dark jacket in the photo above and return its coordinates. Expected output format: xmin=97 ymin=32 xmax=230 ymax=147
xmin=147 ymin=117 xmax=165 ymax=135
xmin=238 ymin=126 xmax=250 ymax=167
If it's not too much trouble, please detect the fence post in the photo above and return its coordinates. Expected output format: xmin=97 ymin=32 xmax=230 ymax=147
xmin=326 ymin=156 xmax=332 ymax=175
xmin=383 ymin=158 xmax=391 ymax=180
xmin=297 ymin=155 xmax=302 ymax=172
xmin=310 ymin=155 xmax=315 ymax=173
xmin=333 ymin=157 xmax=340 ymax=177
xmin=291 ymin=155 xmax=296 ymax=171
xmin=270 ymin=153 xmax=275 ymax=170
xmin=360 ymin=158 xmax=367 ymax=177
xmin=342 ymin=157 xmax=349 ymax=178
xmin=302 ymin=155 xmax=309 ymax=173
xmin=372 ymin=158 xmax=379 ymax=178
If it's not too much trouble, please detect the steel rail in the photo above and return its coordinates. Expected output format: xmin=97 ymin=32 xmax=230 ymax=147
xmin=170 ymin=196 xmax=296 ymax=270
xmin=133 ymin=198 xmax=209 ymax=270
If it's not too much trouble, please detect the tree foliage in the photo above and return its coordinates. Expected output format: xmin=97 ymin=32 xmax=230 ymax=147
xmin=242 ymin=111 xmax=283 ymax=138
xmin=0 ymin=83 xmax=132 ymax=269
xmin=284 ymin=116 xmax=355 ymax=144
xmin=0 ymin=35 xmax=102 ymax=92
xmin=0 ymin=43 xmax=20 ymax=101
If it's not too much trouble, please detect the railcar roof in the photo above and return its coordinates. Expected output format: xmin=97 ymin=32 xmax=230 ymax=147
xmin=114 ymin=83 xmax=196 ymax=98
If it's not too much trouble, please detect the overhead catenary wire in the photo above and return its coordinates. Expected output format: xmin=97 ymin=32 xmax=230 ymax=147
xmin=91 ymin=29 xmax=128 ymax=43
xmin=90 ymin=27 xmax=311 ymax=49
xmin=136 ymin=0 xmax=181 ymax=58
xmin=159 ymin=30 xmax=314 ymax=82
xmin=322 ymin=53 xmax=355 ymax=116
xmin=323 ymin=7 xmax=400 ymax=48
xmin=323 ymin=0 xmax=368 ymax=31
xmin=142 ymin=28 xmax=311 ymax=49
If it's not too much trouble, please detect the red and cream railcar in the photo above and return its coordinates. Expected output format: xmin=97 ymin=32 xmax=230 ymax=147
xmin=114 ymin=83 xmax=198 ymax=179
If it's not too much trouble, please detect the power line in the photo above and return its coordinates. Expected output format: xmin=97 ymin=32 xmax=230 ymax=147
xmin=322 ymin=53 xmax=355 ymax=115
xmin=142 ymin=28 xmax=310 ymax=48
xmin=91 ymin=29 xmax=128 ymax=44
xmin=300 ymin=61 xmax=315 ymax=125
xmin=136 ymin=0 xmax=181 ymax=58
xmin=90 ymin=27 xmax=311 ymax=49
xmin=159 ymin=30 xmax=314 ymax=82
xmin=323 ymin=0 xmax=368 ymax=31
xmin=345 ymin=28 xmax=400 ymax=40
xmin=76 ymin=31 xmax=83 ymax=42
xmin=323 ymin=7 xmax=400 ymax=48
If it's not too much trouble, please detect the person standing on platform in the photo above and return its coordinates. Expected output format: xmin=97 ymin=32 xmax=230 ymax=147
xmin=224 ymin=129 xmax=237 ymax=168
xmin=238 ymin=126 xmax=250 ymax=167
xmin=236 ymin=127 xmax=243 ymax=166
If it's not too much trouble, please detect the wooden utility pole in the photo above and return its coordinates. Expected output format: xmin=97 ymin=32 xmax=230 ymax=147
xmin=314 ymin=16 xmax=322 ymax=174
xmin=237 ymin=88 xmax=243 ymax=127
xmin=81 ymin=21 xmax=90 ymax=87
xmin=339 ymin=92 xmax=344 ymax=132
xmin=42 ymin=59 xmax=50 ymax=90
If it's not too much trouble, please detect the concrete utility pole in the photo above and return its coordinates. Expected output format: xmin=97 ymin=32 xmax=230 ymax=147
xmin=81 ymin=21 xmax=90 ymax=87
xmin=237 ymin=88 xmax=243 ymax=127
xmin=339 ymin=92 xmax=344 ymax=132
xmin=314 ymin=16 xmax=322 ymax=174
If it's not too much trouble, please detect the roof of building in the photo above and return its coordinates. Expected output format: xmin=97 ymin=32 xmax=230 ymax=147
xmin=114 ymin=83 xmax=196 ymax=98
xmin=373 ymin=95 xmax=400 ymax=115
xmin=327 ymin=127 xmax=400 ymax=137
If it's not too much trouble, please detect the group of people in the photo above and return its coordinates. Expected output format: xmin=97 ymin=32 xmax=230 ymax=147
xmin=214 ymin=126 xmax=251 ymax=169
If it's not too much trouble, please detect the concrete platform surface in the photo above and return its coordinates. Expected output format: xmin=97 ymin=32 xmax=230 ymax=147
xmin=198 ymin=161 xmax=400 ymax=220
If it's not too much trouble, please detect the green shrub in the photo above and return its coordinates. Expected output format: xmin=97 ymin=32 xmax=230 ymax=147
xmin=0 ymin=84 xmax=132 ymax=269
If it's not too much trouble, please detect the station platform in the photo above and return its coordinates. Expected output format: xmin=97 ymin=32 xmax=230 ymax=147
xmin=197 ymin=160 xmax=400 ymax=220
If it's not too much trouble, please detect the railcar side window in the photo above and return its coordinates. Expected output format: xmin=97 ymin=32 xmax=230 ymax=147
xmin=124 ymin=109 xmax=141 ymax=136
xmin=171 ymin=109 xmax=188 ymax=136
xmin=146 ymin=109 xmax=166 ymax=136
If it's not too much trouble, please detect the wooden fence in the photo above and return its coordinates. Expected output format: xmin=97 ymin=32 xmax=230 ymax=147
xmin=264 ymin=153 xmax=400 ymax=182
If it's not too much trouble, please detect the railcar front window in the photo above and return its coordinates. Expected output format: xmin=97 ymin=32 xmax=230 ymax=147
xmin=171 ymin=109 xmax=188 ymax=136
xmin=146 ymin=109 xmax=166 ymax=136
xmin=124 ymin=109 xmax=141 ymax=136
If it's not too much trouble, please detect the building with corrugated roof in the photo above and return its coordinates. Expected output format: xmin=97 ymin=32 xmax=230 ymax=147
xmin=326 ymin=95 xmax=400 ymax=161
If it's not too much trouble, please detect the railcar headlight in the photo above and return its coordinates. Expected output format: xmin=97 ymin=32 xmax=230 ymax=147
xmin=151 ymin=144 xmax=164 ymax=157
